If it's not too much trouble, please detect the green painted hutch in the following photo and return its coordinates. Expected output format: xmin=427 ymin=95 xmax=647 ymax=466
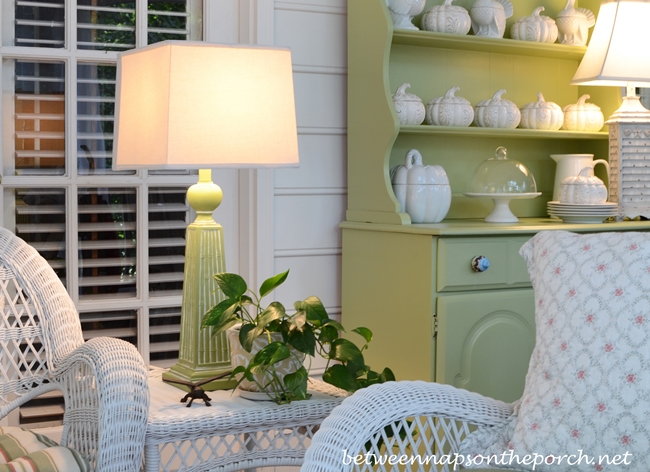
xmin=343 ymin=0 xmax=650 ymax=404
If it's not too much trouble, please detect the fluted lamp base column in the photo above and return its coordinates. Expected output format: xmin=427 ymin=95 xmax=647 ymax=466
xmin=163 ymin=169 xmax=237 ymax=391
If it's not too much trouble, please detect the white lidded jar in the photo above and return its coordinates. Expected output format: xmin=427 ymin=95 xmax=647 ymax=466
xmin=391 ymin=149 xmax=451 ymax=223
xmin=392 ymin=83 xmax=425 ymax=125
xmin=560 ymin=166 xmax=608 ymax=204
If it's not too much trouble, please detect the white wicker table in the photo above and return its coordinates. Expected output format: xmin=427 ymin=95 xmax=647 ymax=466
xmin=145 ymin=368 xmax=347 ymax=472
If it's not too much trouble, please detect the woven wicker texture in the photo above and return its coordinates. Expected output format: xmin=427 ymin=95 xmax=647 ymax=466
xmin=145 ymin=368 xmax=347 ymax=472
xmin=301 ymin=381 xmax=513 ymax=472
xmin=0 ymin=228 xmax=149 ymax=472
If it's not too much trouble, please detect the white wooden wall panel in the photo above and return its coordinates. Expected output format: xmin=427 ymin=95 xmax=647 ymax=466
xmin=212 ymin=169 xmax=241 ymax=274
xmin=275 ymin=134 xmax=347 ymax=189
xmin=274 ymin=194 xmax=345 ymax=250
xmin=275 ymin=8 xmax=346 ymax=70
xmin=293 ymin=72 xmax=346 ymax=129
xmin=273 ymin=254 xmax=341 ymax=314
xmin=271 ymin=0 xmax=347 ymax=334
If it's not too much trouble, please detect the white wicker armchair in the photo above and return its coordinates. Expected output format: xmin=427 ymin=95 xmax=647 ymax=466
xmin=301 ymin=381 xmax=512 ymax=472
xmin=0 ymin=228 xmax=149 ymax=471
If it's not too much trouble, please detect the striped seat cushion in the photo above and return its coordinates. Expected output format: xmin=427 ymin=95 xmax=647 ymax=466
xmin=0 ymin=427 xmax=90 ymax=472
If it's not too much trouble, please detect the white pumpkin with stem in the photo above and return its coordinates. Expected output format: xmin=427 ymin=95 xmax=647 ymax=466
xmin=421 ymin=0 xmax=471 ymax=35
xmin=562 ymin=94 xmax=604 ymax=132
xmin=510 ymin=6 xmax=558 ymax=43
xmin=426 ymin=86 xmax=474 ymax=127
xmin=519 ymin=92 xmax=564 ymax=130
xmin=392 ymin=83 xmax=425 ymax=125
xmin=560 ymin=166 xmax=608 ymax=204
xmin=474 ymin=89 xmax=521 ymax=129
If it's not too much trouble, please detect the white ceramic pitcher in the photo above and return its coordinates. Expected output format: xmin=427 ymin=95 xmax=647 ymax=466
xmin=550 ymin=154 xmax=610 ymax=202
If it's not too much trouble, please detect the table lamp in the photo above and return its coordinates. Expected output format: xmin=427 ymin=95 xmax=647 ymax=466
xmin=113 ymin=41 xmax=299 ymax=390
xmin=571 ymin=0 xmax=650 ymax=218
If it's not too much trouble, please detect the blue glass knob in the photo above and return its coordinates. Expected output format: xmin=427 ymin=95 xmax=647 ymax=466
xmin=471 ymin=255 xmax=490 ymax=272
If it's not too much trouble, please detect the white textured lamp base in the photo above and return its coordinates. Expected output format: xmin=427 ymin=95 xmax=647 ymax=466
xmin=607 ymin=103 xmax=650 ymax=219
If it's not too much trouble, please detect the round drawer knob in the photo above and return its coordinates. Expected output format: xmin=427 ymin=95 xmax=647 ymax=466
xmin=471 ymin=255 xmax=490 ymax=272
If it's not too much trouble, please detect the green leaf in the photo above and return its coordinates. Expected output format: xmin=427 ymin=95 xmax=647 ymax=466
xmin=283 ymin=367 xmax=309 ymax=399
xmin=252 ymin=342 xmax=291 ymax=367
xmin=379 ymin=367 xmax=396 ymax=383
xmin=352 ymin=327 xmax=373 ymax=344
xmin=288 ymin=326 xmax=316 ymax=356
xmin=329 ymin=338 xmax=366 ymax=376
xmin=323 ymin=364 xmax=359 ymax=392
xmin=209 ymin=318 xmax=240 ymax=338
xmin=291 ymin=311 xmax=307 ymax=330
xmin=214 ymin=273 xmax=247 ymax=298
xmin=322 ymin=319 xmax=345 ymax=332
xmin=201 ymin=297 xmax=238 ymax=329
xmin=259 ymin=270 xmax=290 ymax=298
xmin=294 ymin=296 xmax=329 ymax=327
xmin=239 ymin=324 xmax=262 ymax=352
xmin=328 ymin=338 xmax=363 ymax=363
xmin=318 ymin=325 xmax=339 ymax=344
xmin=257 ymin=302 xmax=286 ymax=327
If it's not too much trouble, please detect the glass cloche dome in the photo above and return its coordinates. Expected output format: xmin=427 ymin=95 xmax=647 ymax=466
xmin=466 ymin=146 xmax=537 ymax=194
xmin=464 ymin=147 xmax=541 ymax=223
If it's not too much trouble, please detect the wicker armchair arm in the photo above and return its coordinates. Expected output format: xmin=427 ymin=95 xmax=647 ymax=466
xmin=302 ymin=381 xmax=513 ymax=472
xmin=53 ymin=337 xmax=149 ymax=472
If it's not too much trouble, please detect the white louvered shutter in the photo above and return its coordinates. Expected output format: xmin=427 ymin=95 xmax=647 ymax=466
xmin=1 ymin=0 xmax=202 ymax=428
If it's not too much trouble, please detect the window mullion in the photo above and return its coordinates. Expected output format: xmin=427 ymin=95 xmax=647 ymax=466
xmin=136 ymin=0 xmax=149 ymax=48
xmin=66 ymin=0 xmax=77 ymax=53
xmin=65 ymin=54 xmax=80 ymax=302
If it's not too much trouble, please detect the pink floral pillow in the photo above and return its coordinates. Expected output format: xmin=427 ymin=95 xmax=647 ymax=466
xmin=460 ymin=230 xmax=650 ymax=471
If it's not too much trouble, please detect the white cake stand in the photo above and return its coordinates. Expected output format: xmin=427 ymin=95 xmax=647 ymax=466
xmin=464 ymin=193 xmax=542 ymax=223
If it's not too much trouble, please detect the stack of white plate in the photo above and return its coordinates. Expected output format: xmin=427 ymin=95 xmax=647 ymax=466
xmin=547 ymin=201 xmax=618 ymax=224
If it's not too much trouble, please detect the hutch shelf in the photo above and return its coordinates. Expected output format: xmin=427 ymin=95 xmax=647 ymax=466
xmin=343 ymin=0 xmax=649 ymax=403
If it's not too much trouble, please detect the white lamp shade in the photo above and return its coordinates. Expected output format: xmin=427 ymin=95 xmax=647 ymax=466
xmin=571 ymin=0 xmax=650 ymax=87
xmin=113 ymin=41 xmax=299 ymax=169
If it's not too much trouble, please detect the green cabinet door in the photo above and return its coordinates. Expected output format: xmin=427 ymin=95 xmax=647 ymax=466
xmin=436 ymin=289 xmax=535 ymax=403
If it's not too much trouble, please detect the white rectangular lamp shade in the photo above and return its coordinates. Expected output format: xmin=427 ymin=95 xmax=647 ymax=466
xmin=571 ymin=0 xmax=650 ymax=87
xmin=113 ymin=41 xmax=299 ymax=170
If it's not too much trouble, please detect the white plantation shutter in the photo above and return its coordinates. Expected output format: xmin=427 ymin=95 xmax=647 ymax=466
xmin=13 ymin=188 xmax=67 ymax=284
xmin=77 ymin=1 xmax=136 ymax=51
xmin=148 ymin=186 xmax=188 ymax=297
xmin=1 ymin=0 xmax=202 ymax=428
xmin=149 ymin=306 xmax=181 ymax=368
xmin=15 ymin=0 xmax=65 ymax=48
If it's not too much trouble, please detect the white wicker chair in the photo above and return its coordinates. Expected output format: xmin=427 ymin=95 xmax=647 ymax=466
xmin=0 ymin=228 xmax=149 ymax=471
xmin=301 ymin=381 xmax=513 ymax=472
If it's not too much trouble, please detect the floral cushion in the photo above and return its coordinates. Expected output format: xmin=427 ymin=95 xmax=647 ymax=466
xmin=459 ymin=231 xmax=650 ymax=471
xmin=0 ymin=427 xmax=90 ymax=472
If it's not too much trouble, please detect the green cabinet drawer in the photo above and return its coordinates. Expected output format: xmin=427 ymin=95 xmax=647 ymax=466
xmin=437 ymin=236 xmax=532 ymax=292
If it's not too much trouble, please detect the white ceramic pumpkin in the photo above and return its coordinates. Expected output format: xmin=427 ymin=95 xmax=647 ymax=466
xmin=421 ymin=0 xmax=471 ymax=35
xmin=561 ymin=94 xmax=604 ymax=132
xmin=391 ymin=149 xmax=451 ymax=223
xmin=510 ymin=6 xmax=558 ymax=43
xmin=392 ymin=83 xmax=425 ymax=125
xmin=519 ymin=92 xmax=564 ymax=130
xmin=474 ymin=89 xmax=521 ymax=129
xmin=425 ymin=86 xmax=474 ymax=127
xmin=559 ymin=166 xmax=608 ymax=204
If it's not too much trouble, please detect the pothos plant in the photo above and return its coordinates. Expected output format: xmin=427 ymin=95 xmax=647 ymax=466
xmin=201 ymin=269 xmax=395 ymax=404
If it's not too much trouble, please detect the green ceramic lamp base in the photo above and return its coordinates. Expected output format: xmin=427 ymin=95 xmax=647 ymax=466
xmin=164 ymin=169 xmax=237 ymax=391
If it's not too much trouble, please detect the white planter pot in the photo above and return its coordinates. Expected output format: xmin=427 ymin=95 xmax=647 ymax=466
xmin=227 ymin=326 xmax=305 ymax=399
